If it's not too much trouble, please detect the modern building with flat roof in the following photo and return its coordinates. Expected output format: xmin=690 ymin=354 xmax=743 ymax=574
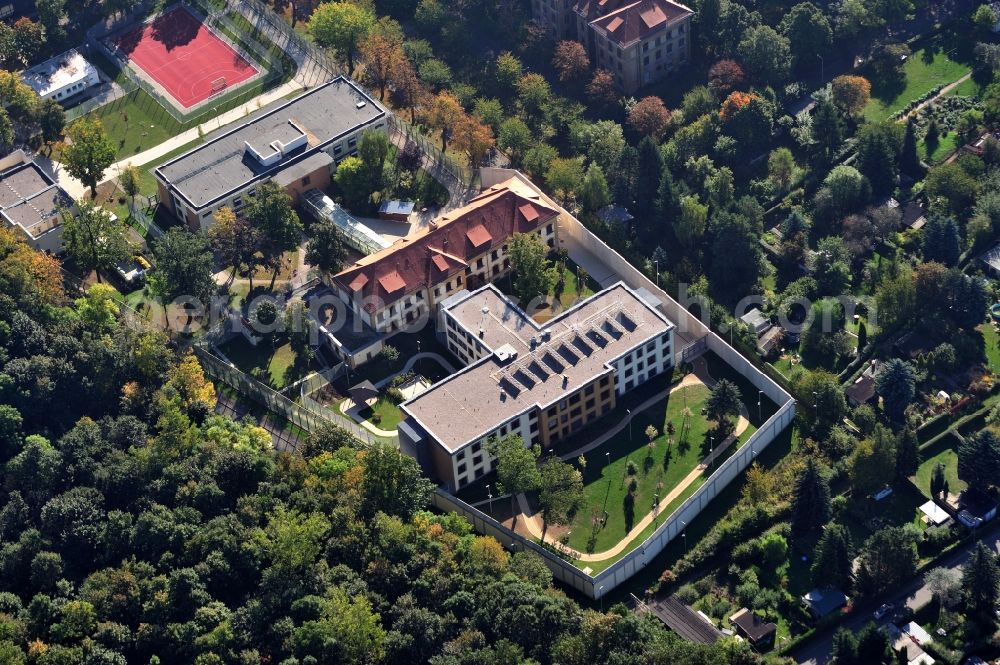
xmin=399 ymin=280 xmax=675 ymax=490
xmin=20 ymin=49 xmax=100 ymax=105
xmin=154 ymin=76 xmax=387 ymax=229
xmin=0 ymin=150 xmax=72 ymax=253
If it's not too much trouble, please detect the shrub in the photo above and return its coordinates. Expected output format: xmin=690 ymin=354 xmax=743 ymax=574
xmin=385 ymin=387 xmax=405 ymax=404
xmin=626 ymin=460 xmax=638 ymax=475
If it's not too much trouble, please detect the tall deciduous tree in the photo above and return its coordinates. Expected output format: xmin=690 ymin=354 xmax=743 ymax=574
xmin=61 ymin=200 xmax=131 ymax=282
xmin=831 ymin=75 xmax=872 ymax=116
xmin=305 ymin=220 xmax=346 ymax=278
xmin=244 ymin=182 xmax=302 ymax=288
xmin=508 ymin=232 xmax=557 ymax=307
xmin=537 ymin=456 xmax=584 ymax=543
xmin=358 ymin=19 xmax=404 ymax=100
xmin=627 ymin=96 xmax=671 ymax=141
xmin=209 ymin=207 xmax=263 ymax=289
xmin=360 ymin=442 xmax=435 ymax=520
xmin=150 ymin=228 xmax=216 ymax=306
xmin=62 ymin=117 xmax=116 ymax=199
xmin=780 ymin=2 xmax=832 ymax=66
xmin=579 ymin=163 xmax=611 ymax=214
xmin=552 ymin=40 xmax=589 ymax=83
xmin=308 ymin=1 xmax=375 ymax=74
xmin=487 ymin=434 xmax=541 ymax=518
xmin=738 ymin=25 xmax=791 ymax=85
xmin=426 ymin=91 xmax=463 ymax=153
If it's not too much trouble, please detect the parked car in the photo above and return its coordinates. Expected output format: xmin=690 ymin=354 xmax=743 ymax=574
xmin=873 ymin=603 xmax=894 ymax=620
xmin=873 ymin=487 xmax=893 ymax=502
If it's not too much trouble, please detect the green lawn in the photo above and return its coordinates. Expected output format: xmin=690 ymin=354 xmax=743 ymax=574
xmin=533 ymin=259 xmax=601 ymax=322
xmin=357 ymin=397 xmax=403 ymax=430
xmin=561 ymin=382 xmax=752 ymax=556
xmin=914 ymin=443 xmax=967 ymax=498
xmin=946 ymin=76 xmax=985 ymax=98
xmin=218 ymin=336 xmax=317 ymax=389
xmin=864 ymin=47 xmax=971 ymax=122
xmin=919 ymin=131 xmax=961 ymax=165
xmin=979 ymin=322 xmax=1000 ymax=374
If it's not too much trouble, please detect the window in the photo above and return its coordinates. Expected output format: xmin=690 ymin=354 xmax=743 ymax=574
xmin=457 ymin=462 xmax=467 ymax=474
xmin=472 ymin=441 xmax=481 ymax=453
xmin=301 ymin=175 xmax=311 ymax=186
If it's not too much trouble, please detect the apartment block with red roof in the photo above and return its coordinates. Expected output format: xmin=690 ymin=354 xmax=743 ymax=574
xmin=533 ymin=0 xmax=693 ymax=93
xmin=327 ymin=177 xmax=561 ymax=338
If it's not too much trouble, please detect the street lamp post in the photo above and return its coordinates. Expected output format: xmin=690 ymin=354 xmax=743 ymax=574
xmin=758 ymin=390 xmax=763 ymax=423
xmin=486 ymin=484 xmax=493 ymax=517
xmin=709 ymin=435 xmax=714 ymax=469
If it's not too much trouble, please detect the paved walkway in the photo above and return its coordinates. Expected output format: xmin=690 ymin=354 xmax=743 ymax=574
xmin=512 ymin=358 xmax=752 ymax=562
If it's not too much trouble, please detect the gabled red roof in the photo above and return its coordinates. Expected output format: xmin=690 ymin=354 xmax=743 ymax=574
xmin=332 ymin=178 xmax=560 ymax=310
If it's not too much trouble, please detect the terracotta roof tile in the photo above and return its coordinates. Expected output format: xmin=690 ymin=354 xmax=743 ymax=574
xmin=590 ymin=0 xmax=693 ymax=46
xmin=333 ymin=178 xmax=559 ymax=309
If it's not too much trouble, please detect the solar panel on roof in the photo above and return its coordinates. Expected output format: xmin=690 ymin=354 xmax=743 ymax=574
xmin=557 ymin=344 xmax=579 ymax=366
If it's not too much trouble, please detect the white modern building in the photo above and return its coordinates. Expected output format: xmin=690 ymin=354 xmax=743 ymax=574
xmin=21 ymin=49 xmax=100 ymax=105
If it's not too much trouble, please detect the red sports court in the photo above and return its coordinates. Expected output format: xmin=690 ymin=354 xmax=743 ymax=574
xmin=114 ymin=6 xmax=259 ymax=109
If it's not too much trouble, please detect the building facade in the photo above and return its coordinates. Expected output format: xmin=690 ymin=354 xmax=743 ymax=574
xmin=400 ymin=282 xmax=675 ymax=490
xmin=154 ymin=77 xmax=387 ymax=230
xmin=329 ymin=177 xmax=560 ymax=336
xmin=532 ymin=0 xmax=693 ymax=93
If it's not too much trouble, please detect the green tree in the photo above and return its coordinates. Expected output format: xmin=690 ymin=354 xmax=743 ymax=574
xmin=208 ymin=207 xmax=263 ymax=289
xmin=964 ymin=541 xmax=1000 ymax=628
xmin=62 ymin=117 xmax=116 ymax=199
xmin=244 ymin=182 xmax=302 ymax=287
xmin=709 ymin=211 xmax=763 ymax=304
xmin=675 ymin=194 xmax=708 ymax=248
xmin=508 ymin=232 xmax=557 ymax=307
xmin=850 ymin=426 xmax=897 ymax=499
xmin=308 ymin=1 xmax=376 ymax=74
xmin=537 ymin=456 xmax=584 ymax=543
xmin=973 ymin=3 xmax=998 ymax=33
xmin=487 ymin=434 xmax=542 ymax=518
xmin=811 ymin=524 xmax=853 ymax=592
xmin=118 ymin=163 xmax=140 ymax=214
xmin=497 ymin=117 xmax=532 ymax=163
xmin=855 ymin=122 xmax=902 ymax=194
xmin=792 ymin=457 xmax=832 ymax=534
xmin=900 ymin=117 xmax=921 ymax=176
xmin=706 ymin=379 xmax=742 ymax=434
xmin=579 ymin=163 xmax=611 ymax=214
xmin=924 ymin=163 xmax=980 ymax=216
xmin=958 ymin=429 xmax=1000 ymax=488
xmin=811 ymin=97 xmax=844 ymax=161
xmin=792 ymin=369 xmax=847 ymax=437
xmin=768 ymin=147 xmax=796 ymax=191
xmin=544 ymin=157 xmax=584 ymax=203
xmin=61 ymin=200 xmax=131 ymax=282
xmin=361 ymin=442 xmax=435 ymax=519
xmin=494 ymin=51 xmax=523 ymax=96
xmin=780 ymin=2 xmax=832 ymax=66
xmin=876 ymin=359 xmax=916 ymax=421
xmin=305 ymin=220 xmax=347 ymax=278
xmin=37 ymin=98 xmax=65 ymax=152
xmin=855 ymin=526 xmax=918 ymax=596
xmin=150 ymin=228 xmax=216 ymax=306
xmin=738 ymin=25 xmax=790 ymax=85
xmin=895 ymin=427 xmax=919 ymax=481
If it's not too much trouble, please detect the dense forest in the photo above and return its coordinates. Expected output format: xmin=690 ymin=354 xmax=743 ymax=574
xmin=0 ymin=226 xmax=762 ymax=663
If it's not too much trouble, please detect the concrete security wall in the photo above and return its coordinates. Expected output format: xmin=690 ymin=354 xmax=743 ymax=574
xmin=470 ymin=168 xmax=797 ymax=599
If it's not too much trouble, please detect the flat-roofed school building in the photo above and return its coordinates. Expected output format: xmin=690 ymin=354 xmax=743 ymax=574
xmin=0 ymin=150 xmax=73 ymax=253
xmin=20 ymin=49 xmax=100 ymax=105
xmin=400 ymin=281 xmax=675 ymax=490
xmin=154 ymin=77 xmax=387 ymax=230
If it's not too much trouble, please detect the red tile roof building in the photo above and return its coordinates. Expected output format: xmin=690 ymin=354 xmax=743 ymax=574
xmin=532 ymin=0 xmax=693 ymax=93
xmin=329 ymin=177 xmax=560 ymax=334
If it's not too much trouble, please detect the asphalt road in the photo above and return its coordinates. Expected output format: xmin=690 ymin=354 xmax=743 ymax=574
xmin=791 ymin=528 xmax=1000 ymax=665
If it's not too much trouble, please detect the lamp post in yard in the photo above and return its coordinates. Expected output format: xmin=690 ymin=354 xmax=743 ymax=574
xmin=486 ymin=484 xmax=493 ymax=517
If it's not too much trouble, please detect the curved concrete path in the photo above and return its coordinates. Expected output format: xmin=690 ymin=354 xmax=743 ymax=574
xmin=514 ymin=358 xmax=752 ymax=562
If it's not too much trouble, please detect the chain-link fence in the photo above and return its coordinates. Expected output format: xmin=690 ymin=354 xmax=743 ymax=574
xmin=194 ymin=345 xmax=395 ymax=446
xmin=85 ymin=0 xmax=286 ymax=128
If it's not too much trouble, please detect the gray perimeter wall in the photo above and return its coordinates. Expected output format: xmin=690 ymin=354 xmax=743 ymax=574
xmin=429 ymin=168 xmax=799 ymax=600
